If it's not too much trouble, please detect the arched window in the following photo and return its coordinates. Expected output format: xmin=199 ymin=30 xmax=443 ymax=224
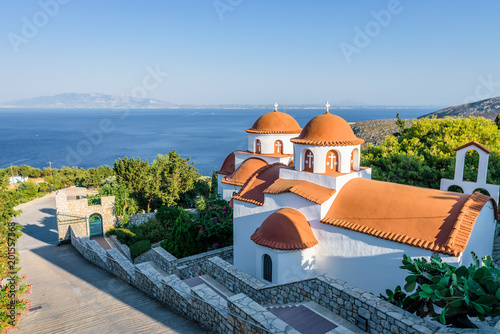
xmin=448 ymin=185 xmax=464 ymax=193
xmin=474 ymin=188 xmax=490 ymax=196
xmin=304 ymin=150 xmax=314 ymax=172
xmin=325 ymin=150 xmax=339 ymax=172
xmin=463 ymin=149 xmax=479 ymax=182
xmin=274 ymin=140 xmax=283 ymax=154
xmin=255 ymin=139 xmax=261 ymax=154
xmin=350 ymin=150 xmax=355 ymax=170
xmin=263 ymin=254 xmax=272 ymax=282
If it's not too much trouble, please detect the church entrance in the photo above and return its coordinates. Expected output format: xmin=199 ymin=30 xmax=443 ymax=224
xmin=89 ymin=213 xmax=103 ymax=237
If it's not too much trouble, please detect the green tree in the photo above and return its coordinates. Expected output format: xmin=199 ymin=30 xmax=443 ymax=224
xmin=395 ymin=113 xmax=406 ymax=135
xmin=163 ymin=210 xmax=201 ymax=258
xmin=0 ymin=175 xmax=30 ymax=332
xmin=495 ymin=114 xmax=500 ymax=129
xmin=363 ymin=117 xmax=500 ymax=189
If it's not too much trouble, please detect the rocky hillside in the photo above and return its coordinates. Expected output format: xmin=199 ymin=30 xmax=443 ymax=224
xmin=350 ymin=119 xmax=413 ymax=147
xmin=420 ymin=96 xmax=500 ymax=120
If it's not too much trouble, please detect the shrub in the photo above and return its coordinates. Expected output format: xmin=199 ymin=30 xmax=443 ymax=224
xmin=381 ymin=252 xmax=500 ymax=328
xmin=106 ymin=228 xmax=136 ymax=245
xmin=130 ymin=240 xmax=151 ymax=259
xmin=163 ymin=210 xmax=202 ymax=258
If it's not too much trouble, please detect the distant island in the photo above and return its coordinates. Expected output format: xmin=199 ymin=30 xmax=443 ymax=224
xmin=421 ymin=96 xmax=500 ymax=120
xmin=0 ymin=92 xmax=440 ymax=110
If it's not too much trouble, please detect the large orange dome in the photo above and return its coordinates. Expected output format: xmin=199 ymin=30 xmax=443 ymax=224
xmin=246 ymin=110 xmax=302 ymax=134
xmin=291 ymin=111 xmax=364 ymax=146
xmin=251 ymin=208 xmax=318 ymax=250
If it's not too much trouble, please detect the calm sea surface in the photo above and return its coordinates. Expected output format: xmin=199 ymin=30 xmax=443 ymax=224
xmin=0 ymin=108 xmax=434 ymax=176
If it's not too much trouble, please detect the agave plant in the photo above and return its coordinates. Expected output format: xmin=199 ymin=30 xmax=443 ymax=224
xmin=381 ymin=252 xmax=500 ymax=328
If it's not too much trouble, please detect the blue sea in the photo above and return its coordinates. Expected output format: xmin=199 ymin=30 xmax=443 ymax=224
xmin=0 ymin=108 xmax=435 ymax=176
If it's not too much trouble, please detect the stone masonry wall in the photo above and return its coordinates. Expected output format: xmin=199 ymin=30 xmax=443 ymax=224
xmin=56 ymin=188 xmax=116 ymax=240
xmin=69 ymin=225 xmax=500 ymax=334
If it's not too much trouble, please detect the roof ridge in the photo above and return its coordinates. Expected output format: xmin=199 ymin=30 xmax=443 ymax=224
xmin=290 ymin=138 xmax=365 ymax=146
xmin=444 ymin=192 xmax=496 ymax=253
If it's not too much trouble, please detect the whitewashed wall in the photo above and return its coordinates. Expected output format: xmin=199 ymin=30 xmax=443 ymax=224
xmin=247 ymin=133 xmax=297 ymax=155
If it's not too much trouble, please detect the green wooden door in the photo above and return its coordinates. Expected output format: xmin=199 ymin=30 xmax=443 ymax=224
xmin=89 ymin=213 xmax=103 ymax=237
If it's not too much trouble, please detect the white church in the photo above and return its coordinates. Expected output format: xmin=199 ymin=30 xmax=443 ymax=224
xmin=216 ymin=104 xmax=499 ymax=294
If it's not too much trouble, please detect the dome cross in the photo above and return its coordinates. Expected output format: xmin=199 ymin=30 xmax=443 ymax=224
xmin=325 ymin=101 xmax=330 ymax=113
xmin=274 ymin=102 xmax=279 ymax=111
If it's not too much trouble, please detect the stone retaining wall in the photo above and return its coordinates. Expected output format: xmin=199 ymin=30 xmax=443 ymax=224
xmin=118 ymin=212 xmax=156 ymax=226
xmin=69 ymin=225 xmax=500 ymax=334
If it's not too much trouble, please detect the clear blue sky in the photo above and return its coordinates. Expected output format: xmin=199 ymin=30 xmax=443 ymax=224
xmin=1 ymin=0 xmax=499 ymax=106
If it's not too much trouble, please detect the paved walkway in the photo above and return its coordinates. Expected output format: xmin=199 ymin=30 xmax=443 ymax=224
xmin=11 ymin=194 xmax=204 ymax=334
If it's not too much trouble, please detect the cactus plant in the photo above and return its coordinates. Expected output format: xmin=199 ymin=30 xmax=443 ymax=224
xmin=381 ymin=252 xmax=500 ymax=328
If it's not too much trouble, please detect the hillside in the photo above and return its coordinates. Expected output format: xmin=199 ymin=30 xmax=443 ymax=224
xmin=351 ymin=119 xmax=413 ymax=146
xmin=0 ymin=93 xmax=177 ymax=109
xmin=420 ymin=96 xmax=500 ymax=120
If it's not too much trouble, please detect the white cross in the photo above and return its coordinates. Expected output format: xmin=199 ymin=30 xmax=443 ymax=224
xmin=327 ymin=151 xmax=336 ymax=169
xmin=274 ymin=102 xmax=279 ymax=111
xmin=256 ymin=141 xmax=261 ymax=152
xmin=275 ymin=141 xmax=282 ymax=153
xmin=325 ymin=101 xmax=330 ymax=112
xmin=305 ymin=151 xmax=314 ymax=169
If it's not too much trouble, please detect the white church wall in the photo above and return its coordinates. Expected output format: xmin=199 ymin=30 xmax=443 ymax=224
xmin=440 ymin=179 xmax=500 ymax=205
xmin=279 ymin=166 xmax=371 ymax=191
xmin=246 ymin=133 xmax=296 ymax=155
xmin=293 ymin=143 xmax=361 ymax=174
xmin=460 ymin=201 xmax=497 ymax=266
xmin=218 ymin=174 xmax=241 ymax=201
xmin=254 ymin=245 xmax=317 ymax=284
xmin=310 ymin=222 xmax=462 ymax=295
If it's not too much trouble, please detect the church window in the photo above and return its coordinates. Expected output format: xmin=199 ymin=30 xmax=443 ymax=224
xmin=256 ymin=139 xmax=261 ymax=154
xmin=263 ymin=254 xmax=272 ymax=282
xmin=325 ymin=150 xmax=339 ymax=172
xmin=274 ymin=140 xmax=283 ymax=154
xmin=304 ymin=150 xmax=314 ymax=172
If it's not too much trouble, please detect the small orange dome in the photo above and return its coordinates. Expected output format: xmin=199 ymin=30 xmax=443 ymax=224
xmin=246 ymin=110 xmax=302 ymax=134
xmin=251 ymin=208 xmax=318 ymax=250
xmin=221 ymin=158 xmax=267 ymax=186
xmin=291 ymin=112 xmax=364 ymax=146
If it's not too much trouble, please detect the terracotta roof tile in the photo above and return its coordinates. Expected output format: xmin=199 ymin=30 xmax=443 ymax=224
xmin=291 ymin=112 xmax=364 ymax=146
xmin=320 ymin=178 xmax=497 ymax=256
xmin=454 ymin=141 xmax=491 ymax=154
xmin=216 ymin=152 xmax=236 ymax=175
xmin=251 ymin=208 xmax=318 ymax=250
xmin=264 ymin=179 xmax=336 ymax=204
xmin=246 ymin=110 xmax=302 ymax=134
xmin=232 ymin=163 xmax=289 ymax=206
xmin=221 ymin=158 xmax=267 ymax=186
xmin=234 ymin=150 xmax=293 ymax=158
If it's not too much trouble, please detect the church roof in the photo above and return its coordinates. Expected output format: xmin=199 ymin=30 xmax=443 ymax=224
xmin=232 ymin=163 xmax=288 ymax=206
xmin=246 ymin=110 xmax=302 ymax=134
xmin=264 ymin=179 xmax=336 ymax=204
xmin=221 ymin=158 xmax=267 ymax=186
xmin=251 ymin=208 xmax=318 ymax=250
xmin=291 ymin=111 xmax=364 ymax=146
xmin=216 ymin=152 xmax=236 ymax=175
xmin=320 ymin=178 xmax=497 ymax=256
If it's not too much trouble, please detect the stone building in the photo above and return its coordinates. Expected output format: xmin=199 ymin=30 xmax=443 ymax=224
xmin=56 ymin=187 xmax=116 ymax=242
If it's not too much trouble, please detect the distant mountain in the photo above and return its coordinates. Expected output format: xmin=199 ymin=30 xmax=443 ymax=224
xmin=420 ymin=96 xmax=500 ymax=120
xmin=0 ymin=93 xmax=178 ymax=109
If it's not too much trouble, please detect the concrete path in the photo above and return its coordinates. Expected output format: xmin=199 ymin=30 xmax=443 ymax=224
xmin=11 ymin=194 xmax=204 ymax=334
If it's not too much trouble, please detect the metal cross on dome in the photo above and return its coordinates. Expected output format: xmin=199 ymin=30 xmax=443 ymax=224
xmin=274 ymin=103 xmax=279 ymax=111
xmin=325 ymin=101 xmax=330 ymax=112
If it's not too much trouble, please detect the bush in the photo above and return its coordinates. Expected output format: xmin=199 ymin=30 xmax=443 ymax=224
xmin=130 ymin=240 xmax=151 ymax=259
xmin=381 ymin=253 xmax=500 ymax=328
xmin=129 ymin=218 xmax=169 ymax=244
xmin=163 ymin=211 xmax=202 ymax=258
xmin=106 ymin=228 xmax=136 ymax=245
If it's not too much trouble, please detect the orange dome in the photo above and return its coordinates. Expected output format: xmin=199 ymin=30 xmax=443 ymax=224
xmin=221 ymin=158 xmax=267 ymax=186
xmin=251 ymin=208 xmax=318 ymax=250
xmin=246 ymin=110 xmax=302 ymax=134
xmin=291 ymin=112 xmax=364 ymax=146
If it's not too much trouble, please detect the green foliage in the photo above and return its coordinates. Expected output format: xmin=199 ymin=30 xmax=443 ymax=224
xmin=98 ymin=183 xmax=138 ymax=216
xmin=495 ymin=114 xmax=500 ymax=129
xmin=129 ymin=240 xmax=151 ymax=259
xmin=381 ymin=253 xmax=500 ymax=328
xmin=105 ymin=228 xmax=136 ymax=245
xmin=395 ymin=113 xmax=406 ymax=135
xmin=129 ymin=217 xmax=171 ymax=244
xmin=0 ymin=175 xmax=30 ymax=331
xmin=363 ymin=117 xmax=500 ymax=189
xmin=195 ymin=196 xmax=233 ymax=249
xmin=114 ymin=151 xmax=200 ymax=212
xmin=181 ymin=176 xmax=212 ymax=208
xmin=163 ymin=210 xmax=202 ymax=258
xmin=86 ymin=194 xmax=101 ymax=206
xmin=211 ymin=170 xmax=218 ymax=196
